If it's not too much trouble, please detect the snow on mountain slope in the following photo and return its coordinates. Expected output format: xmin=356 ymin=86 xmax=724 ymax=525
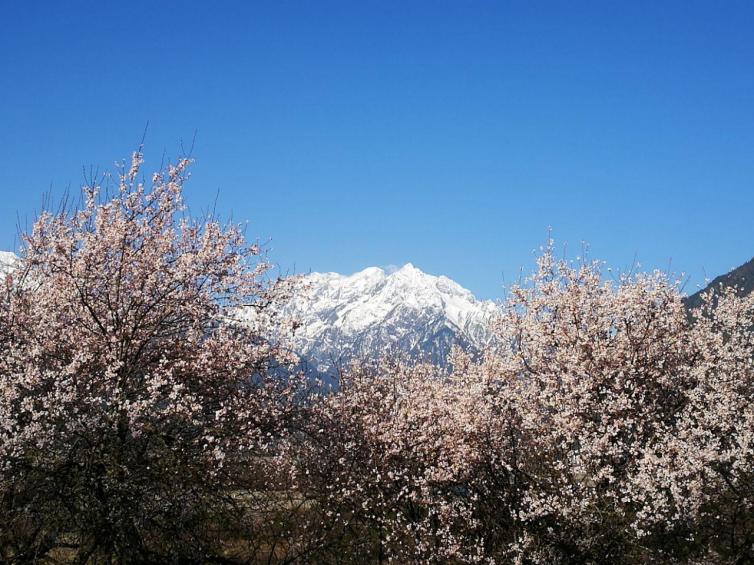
xmin=278 ymin=263 xmax=499 ymax=373
xmin=0 ymin=251 xmax=18 ymax=278
xmin=0 ymin=250 xmax=498 ymax=374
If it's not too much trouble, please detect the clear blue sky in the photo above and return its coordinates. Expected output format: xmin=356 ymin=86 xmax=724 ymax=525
xmin=1 ymin=1 xmax=753 ymax=299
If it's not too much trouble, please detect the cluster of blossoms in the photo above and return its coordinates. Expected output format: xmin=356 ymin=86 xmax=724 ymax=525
xmin=287 ymin=244 xmax=754 ymax=563
xmin=0 ymin=153 xmax=303 ymax=561
xmin=2 ymin=150 xmax=754 ymax=563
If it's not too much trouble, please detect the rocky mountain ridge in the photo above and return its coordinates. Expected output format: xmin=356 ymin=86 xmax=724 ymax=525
xmin=276 ymin=263 xmax=499 ymax=374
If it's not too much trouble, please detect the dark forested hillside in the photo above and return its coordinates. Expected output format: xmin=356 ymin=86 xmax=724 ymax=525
xmin=685 ymin=256 xmax=754 ymax=310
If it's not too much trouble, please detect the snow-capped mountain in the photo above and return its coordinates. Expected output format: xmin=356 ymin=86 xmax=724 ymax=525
xmin=0 ymin=251 xmax=17 ymax=278
xmin=0 ymin=250 xmax=498 ymax=374
xmin=278 ymin=263 xmax=499 ymax=374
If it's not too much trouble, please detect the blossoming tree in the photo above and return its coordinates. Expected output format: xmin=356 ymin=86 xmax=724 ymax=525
xmin=3 ymin=155 xmax=753 ymax=565
xmin=291 ymin=243 xmax=754 ymax=563
xmin=0 ymin=152 xmax=301 ymax=562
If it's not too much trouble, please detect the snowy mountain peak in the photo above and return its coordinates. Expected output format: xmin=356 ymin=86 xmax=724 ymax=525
xmin=279 ymin=264 xmax=498 ymax=374
xmin=395 ymin=262 xmax=419 ymax=274
xmin=0 ymin=249 xmax=497 ymax=375
xmin=0 ymin=251 xmax=18 ymax=277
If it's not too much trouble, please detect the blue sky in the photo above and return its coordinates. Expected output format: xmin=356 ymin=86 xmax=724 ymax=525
xmin=1 ymin=1 xmax=753 ymax=299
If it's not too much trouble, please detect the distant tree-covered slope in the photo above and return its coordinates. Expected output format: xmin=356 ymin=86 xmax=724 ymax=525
xmin=685 ymin=256 xmax=754 ymax=310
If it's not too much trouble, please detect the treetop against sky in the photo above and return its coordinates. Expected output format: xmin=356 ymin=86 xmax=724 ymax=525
xmin=1 ymin=1 xmax=753 ymax=298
